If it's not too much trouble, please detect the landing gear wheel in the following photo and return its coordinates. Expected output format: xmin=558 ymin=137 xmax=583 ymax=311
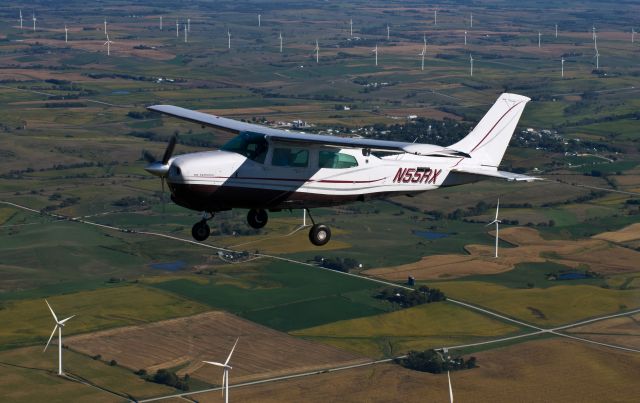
xmin=247 ymin=209 xmax=268 ymax=229
xmin=192 ymin=220 xmax=211 ymax=242
xmin=309 ymin=224 xmax=331 ymax=246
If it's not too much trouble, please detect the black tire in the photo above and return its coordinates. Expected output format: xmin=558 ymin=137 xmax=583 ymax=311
xmin=247 ymin=209 xmax=268 ymax=229
xmin=192 ymin=220 xmax=210 ymax=241
xmin=309 ymin=224 xmax=331 ymax=246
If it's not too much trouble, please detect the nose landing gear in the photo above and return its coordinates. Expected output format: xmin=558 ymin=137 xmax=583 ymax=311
xmin=191 ymin=212 xmax=214 ymax=242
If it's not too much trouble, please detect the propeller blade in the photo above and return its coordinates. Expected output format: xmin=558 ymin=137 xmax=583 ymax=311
xmin=59 ymin=315 xmax=75 ymax=325
xmin=44 ymin=325 xmax=57 ymax=352
xmin=142 ymin=150 xmax=157 ymax=163
xmin=161 ymin=135 xmax=177 ymax=165
xmin=45 ymin=299 xmax=59 ymax=323
xmin=225 ymin=337 xmax=239 ymax=366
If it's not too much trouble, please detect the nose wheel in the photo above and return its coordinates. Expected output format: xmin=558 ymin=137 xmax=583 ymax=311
xmin=305 ymin=209 xmax=331 ymax=246
xmin=191 ymin=212 xmax=214 ymax=242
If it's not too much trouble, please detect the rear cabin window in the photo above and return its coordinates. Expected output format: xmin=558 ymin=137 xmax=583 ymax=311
xmin=272 ymin=147 xmax=309 ymax=168
xmin=221 ymin=132 xmax=268 ymax=164
xmin=318 ymin=150 xmax=358 ymax=169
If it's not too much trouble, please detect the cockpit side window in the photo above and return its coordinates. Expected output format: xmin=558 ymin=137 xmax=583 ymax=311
xmin=221 ymin=132 xmax=268 ymax=164
xmin=318 ymin=150 xmax=358 ymax=169
xmin=272 ymin=147 xmax=309 ymax=168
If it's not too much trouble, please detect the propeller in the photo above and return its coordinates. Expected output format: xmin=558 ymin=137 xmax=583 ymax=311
xmin=143 ymin=135 xmax=178 ymax=214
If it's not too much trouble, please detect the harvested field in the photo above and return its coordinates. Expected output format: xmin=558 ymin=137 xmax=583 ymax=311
xmin=365 ymin=227 xmax=640 ymax=281
xmin=593 ymin=223 xmax=640 ymax=243
xmin=66 ymin=311 xmax=368 ymax=383
xmin=567 ymin=313 xmax=640 ymax=350
xmin=193 ymin=339 xmax=640 ymax=403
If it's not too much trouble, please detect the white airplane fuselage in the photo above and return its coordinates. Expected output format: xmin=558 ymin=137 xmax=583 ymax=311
xmin=166 ymin=146 xmax=460 ymax=213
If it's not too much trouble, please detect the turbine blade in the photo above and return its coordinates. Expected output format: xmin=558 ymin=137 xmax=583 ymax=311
xmin=225 ymin=338 xmax=239 ymax=366
xmin=59 ymin=315 xmax=75 ymax=325
xmin=495 ymin=199 xmax=500 ymax=221
xmin=202 ymin=361 xmax=226 ymax=367
xmin=44 ymin=325 xmax=57 ymax=352
xmin=45 ymin=299 xmax=59 ymax=323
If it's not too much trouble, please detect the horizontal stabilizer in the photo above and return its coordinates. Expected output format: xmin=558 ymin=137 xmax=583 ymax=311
xmin=452 ymin=168 xmax=541 ymax=182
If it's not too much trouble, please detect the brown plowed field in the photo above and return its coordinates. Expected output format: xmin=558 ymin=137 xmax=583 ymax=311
xmin=66 ymin=311 xmax=368 ymax=383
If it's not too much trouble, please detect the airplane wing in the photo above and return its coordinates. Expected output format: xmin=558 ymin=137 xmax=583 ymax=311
xmin=451 ymin=167 xmax=541 ymax=182
xmin=147 ymin=105 xmax=470 ymax=157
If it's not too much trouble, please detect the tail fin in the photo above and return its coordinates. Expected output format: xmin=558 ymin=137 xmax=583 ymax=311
xmin=449 ymin=93 xmax=530 ymax=168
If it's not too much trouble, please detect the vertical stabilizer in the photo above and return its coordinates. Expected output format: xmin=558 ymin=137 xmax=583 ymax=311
xmin=449 ymin=93 xmax=530 ymax=168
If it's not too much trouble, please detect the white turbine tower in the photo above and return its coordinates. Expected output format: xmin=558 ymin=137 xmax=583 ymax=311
xmin=176 ymin=19 xmax=179 ymax=38
xmin=487 ymin=199 xmax=501 ymax=258
xmin=561 ymin=57 xmax=565 ymax=78
xmin=349 ymin=19 xmax=353 ymax=37
xmin=19 ymin=9 xmax=23 ymax=30
xmin=32 ymin=12 xmax=36 ymax=32
xmin=470 ymin=12 xmax=473 ymax=28
xmin=160 ymin=16 xmax=163 ymax=31
xmin=372 ymin=44 xmax=378 ymax=66
xmin=279 ymin=31 xmax=283 ymax=53
xmin=314 ymin=39 xmax=319 ymax=63
xmin=65 ymin=25 xmax=68 ymax=43
xmin=203 ymin=338 xmax=238 ymax=403
xmin=434 ymin=8 xmax=437 ymax=26
xmin=387 ymin=24 xmax=390 ymax=40
xmin=419 ymin=36 xmax=426 ymax=71
xmin=227 ymin=29 xmax=231 ymax=49
xmin=104 ymin=18 xmax=107 ymax=35
xmin=464 ymin=30 xmax=467 ymax=46
xmin=555 ymin=24 xmax=558 ymax=39
xmin=184 ymin=23 xmax=188 ymax=43
xmin=258 ymin=14 xmax=261 ymax=27
xmin=469 ymin=54 xmax=474 ymax=76
xmin=437 ymin=348 xmax=454 ymax=403
xmin=104 ymin=32 xmax=113 ymax=56
xmin=592 ymin=25 xmax=596 ymax=41
xmin=538 ymin=32 xmax=541 ymax=48
xmin=595 ymin=48 xmax=600 ymax=70
xmin=187 ymin=18 xmax=191 ymax=32
xmin=43 ymin=300 xmax=75 ymax=376
xmin=633 ymin=28 xmax=636 ymax=44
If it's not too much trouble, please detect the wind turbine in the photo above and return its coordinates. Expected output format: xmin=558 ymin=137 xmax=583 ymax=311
xmin=19 ymin=9 xmax=23 ymax=30
xmin=469 ymin=54 xmax=474 ymax=77
xmin=314 ymin=40 xmax=319 ymax=63
xmin=419 ymin=37 xmax=426 ymax=71
xmin=595 ymin=48 xmax=600 ymax=70
xmin=387 ymin=24 xmax=390 ymax=40
xmin=487 ymin=199 xmax=501 ymax=258
xmin=187 ymin=18 xmax=191 ymax=32
xmin=434 ymin=8 xmax=438 ymax=26
xmin=43 ymin=300 xmax=75 ymax=376
xmin=65 ymin=25 xmax=68 ymax=43
xmin=538 ymin=32 xmax=541 ymax=48
xmin=633 ymin=28 xmax=636 ymax=44
xmin=104 ymin=32 xmax=113 ymax=56
xmin=176 ymin=19 xmax=179 ymax=38
xmin=184 ymin=23 xmax=188 ymax=43
xmin=561 ymin=57 xmax=565 ymax=78
xmin=279 ymin=31 xmax=283 ymax=53
xmin=227 ymin=29 xmax=231 ymax=49
xmin=258 ymin=14 xmax=261 ymax=27
xmin=592 ymin=25 xmax=596 ymax=41
xmin=104 ymin=18 xmax=107 ymax=35
xmin=372 ymin=44 xmax=378 ymax=66
xmin=349 ymin=19 xmax=353 ymax=37
xmin=203 ymin=338 xmax=238 ymax=403
xmin=436 ymin=348 xmax=454 ymax=403
xmin=464 ymin=30 xmax=467 ymax=46
xmin=555 ymin=24 xmax=558 ymax=39
xmin=160 ymin=16 xmax=163 ymax=31
xmin=470 ymin=12 xmax=473 ymax=28
xmin=32 ymin=12 xmax=36 ymax=32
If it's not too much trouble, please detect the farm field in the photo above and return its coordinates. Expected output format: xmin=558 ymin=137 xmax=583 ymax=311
xmin=66 ymin=311 xmax=368 ymax=384
xmin=292 ymin=302 xmax=522 ymax=358
xmin=195 ymin=339 xmax=640 ymax=403
xmin=567 ymin=313 xmax=640 ymax=350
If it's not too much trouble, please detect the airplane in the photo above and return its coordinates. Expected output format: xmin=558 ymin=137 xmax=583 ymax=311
xmin=144 ymin=93 xmax=537 ymax=246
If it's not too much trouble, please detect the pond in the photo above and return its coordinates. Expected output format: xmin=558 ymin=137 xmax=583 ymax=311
xmin=412 ymin=230 xmax=450 ymax=240
xmin=150 ymin=260 xmax=186 ymax=272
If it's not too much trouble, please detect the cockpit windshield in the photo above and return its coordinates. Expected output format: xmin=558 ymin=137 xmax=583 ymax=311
xmin=221 ymin=132 xmax=268 ymax=163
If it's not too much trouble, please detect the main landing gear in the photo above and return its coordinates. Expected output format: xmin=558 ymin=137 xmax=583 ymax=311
xmin=247 ymin=208 xmax=268 ymax=229
xmin=192 ymin=212 xmax=214 ymax=242
xmin=305 ymin=209 xmax=331 ymax=247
